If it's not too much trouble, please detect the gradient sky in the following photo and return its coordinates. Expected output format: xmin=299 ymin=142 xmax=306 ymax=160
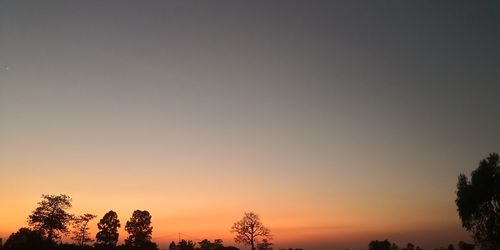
xmin=0 ymin=1 xmax=499 ymax=250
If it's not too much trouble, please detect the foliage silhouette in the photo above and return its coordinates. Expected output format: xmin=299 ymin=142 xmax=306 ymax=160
xmin=72 ymin=213 xmax=96 ymax=247
xmin=169 ymin=241 xmax=177 ymax=250
xmin=28 ymin=194 xmax=73 ymax=243
xmin=124 ymin=210 xmax=157 ymax=250
xmin=456 ymin=152 xmax=500 ymax=249
xmin=3 ymin=228 xmax=52 ymax=250
xmin=95 ymin=210 xmax=121 ymax=248
xmin=231 ymin=212 xmax=272 ymax=250
xmin=369 ymin=240 xmax=391 ymax=250
xmin=198 ymin=239 xmax=224 ymax=250
xmin=177 ymin=239 xmax=196 ymax=250
xmin=58 ymin=243 xmax=93 ymax=250
xmin=403 ymin=243 xmax=414 ymax=250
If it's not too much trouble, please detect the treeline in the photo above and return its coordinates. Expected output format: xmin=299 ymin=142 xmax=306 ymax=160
xmin=0 ymin=195 xmax=276 ymax=250
xmin=0 ymin=194 xmax=161 ymax=250
xmin=368 ymin=239 xmax=475 ymax=250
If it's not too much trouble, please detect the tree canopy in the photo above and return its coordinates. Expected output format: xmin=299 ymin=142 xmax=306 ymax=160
xmin=124 ymin=210 xmax=157 ymax=250
xmin=95 ymin=210 xmax=121 ymax=248
xmin=3 ymin=228 xmax=51 ymax=250
xmin=27 ymin=194 xmax=73 ymax=242
xmin=231 ymin=212 xmax=271 ymax=250
xmin=369 ymin=240 xmax=391 ymax=250
xmin=456 ymin=152 xmax=500 ymax=249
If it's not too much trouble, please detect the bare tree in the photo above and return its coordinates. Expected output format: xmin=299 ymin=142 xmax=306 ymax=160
xmin=231 ymin=212 xmax=272 ymax=250
xmin=72 ymin=213 xmax=97 ymax=247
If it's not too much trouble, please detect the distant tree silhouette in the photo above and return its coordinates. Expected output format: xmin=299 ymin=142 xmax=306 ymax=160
xmin=214 ymin=239 xmax=224 ymax=248
xmin=95 ymin=210 xmax=121 ymax=248
xmin=456 ymin=153 xmax=500 ymax=249
xmin=402 ymin=243 xmax=415 ymax=250
xmin=198 ymin=239 xmax=224 ymax=250
xmin=169 ymin=241 xmax=177 ymax=250
xmin=71 ymin=213 xmax=96 ymax=247
xmin=3 ymin=228 xmax=51 ymax=250
xmin=369 ymin=240 xmax=391 ymax=250
xmin=231 ymin=212 xmax=271 ymax=250
xmin=177 ymin=239 xmax=195 ymax=250
xmin=124 ymin=210 xmax=157 ymax=250
xmin=447 ymin=244 xmax=455 ymax=250
xmin=390 ymin=243 xmax=399 ymax=250
xmin=457 ymin=241 xmax=475 ymax=250
xmin=28 ymin=194 xmax=73 ymax=243
xmin=58 ymin=243 xmax=93 ymax=250
xmin=256 ymin=239 xmax=272 ymax=250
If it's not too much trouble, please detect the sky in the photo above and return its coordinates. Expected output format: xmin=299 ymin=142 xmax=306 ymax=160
xmin=0 ymin=1 xmax=499 ymax=249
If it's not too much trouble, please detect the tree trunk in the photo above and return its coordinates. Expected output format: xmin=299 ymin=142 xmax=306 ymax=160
xmin=251 ymin=234 xmax=255 ymax=250
xmin=47 ymin=229 xmax=53 ymax=242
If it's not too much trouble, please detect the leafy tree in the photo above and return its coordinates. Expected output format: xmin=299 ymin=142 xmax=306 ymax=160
xmin=27 ymin=194 xmax=73 ymax=242
xmin=95 ymin=210 xmax=121 ymax=248
xmin=256 ymin=239 xmax=272 ymax=250
xmin=198 ymin=239 xmax=224 ymax=250
xmin=168 ymin=241 xmax=177 ymax=250
xmin=369 ymin=240 xmax=392 ymax=250
xmin=456 ymin=153 xmax=500 ymax=249
xmin=213 ymin=239 xmax=224 ymax=248
xmin=177 ymin=239 xmax=195 ymax=250
xmin=403 ymin=243 xmax=415 ymax=250
xmin=231 ymin=212 xmax=272 ymax=250
xmin=71 ymin=213 xmax=96 ymax=247
xmin=169 ymin=241 xmax=177 ymax=250
xmin=3 ymin=228 xmax=51 ymax=250
xmin=124 ymin=210 xmax=157 ymax=250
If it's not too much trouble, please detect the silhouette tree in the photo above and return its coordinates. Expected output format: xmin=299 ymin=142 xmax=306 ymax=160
xmin=95 ymin=210 xmax=121 ymax=248
xmin=447 ymin=244 xmax=455 ymax=250
xmin=403 ymin=243 xmax=415 ymax=250
xmin=256 ymin=239 xmax=272 ymax=250
xmin=231 ymin=212 xmax=271 ymax=250
xmin=198 ymin=239 xmax=224 ymax=250
xmin=213 ymin=239 xmax=224 ymax=248
xmin=71 ymin=213 xmax=96 ymax=247
xmin=3 ymin=228 xmax=51 ymax=250
xmin=169 ymin=241 xmax=177 ymax=250
xmin=124 ymin=210 xmax=157 ymax=250
xmin=177 ymin=239 xmax=195 ymax=250
xmin=27 ymin=194 xmax=73 ymax=242
xmin=369 ymin=240 xmax=392 ymax=250
xmin=456 ymin=153 xmax=500 ymax=249
xmin=390 ymin=243 xmax=399 ymax=250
